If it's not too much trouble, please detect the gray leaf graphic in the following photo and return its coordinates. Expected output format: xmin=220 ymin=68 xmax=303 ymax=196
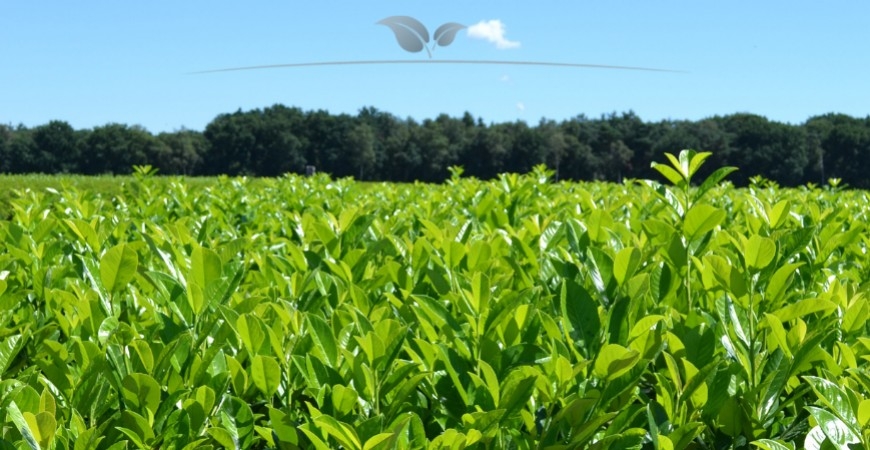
xmin=433 ymin=22 xmax=466 ymax=47
xmin=377 ymin=16 xmax=430 ymax=54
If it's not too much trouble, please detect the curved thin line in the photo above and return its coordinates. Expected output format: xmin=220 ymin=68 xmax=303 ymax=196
xmin=189 ymin=59 xmax=686 ymax=74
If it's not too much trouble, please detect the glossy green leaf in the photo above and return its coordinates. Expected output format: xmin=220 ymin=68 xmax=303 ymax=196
xmin=251 ymin=355 xmax=281 ymax=397
xmin=651 ymin=162 xmax=685 ymax=186
xmin=684 ymin=204 xmax=725 ymax=241
xmin=773 ymin=298 xmax=838 ymax=323
xmin=613 ymin=247 xmax=641 ymax=286
xmin=805 ymin=406 xmax=860 ymax=448
xmin=498 ymin=367 xmax=539 ymax=418
xmin=100 ymin=243 xmax=139 ymax=293
xmin=121 ymin=373 xmax=163 ymax=415
xmin=803 ymin=376 xmax=859 ymax=432
xmin=560 ymin=279 xmax=600 ymax=355
xmin=694 ymin=166 xmax=738 ymax=203
xmin=593 ymin=343 xmax=641 ymax=381
xmin=745 ymin=234 xmax=776 ymax=270
xmin=752 ymin=439 xmax=795 ymax=450
xmin=307 ymin=314 xmax=338 ymax=366
xmin=7 ymin=401 xmax=40 ymax=450
xmin=0 ymin=334 xmax=23 ymax=377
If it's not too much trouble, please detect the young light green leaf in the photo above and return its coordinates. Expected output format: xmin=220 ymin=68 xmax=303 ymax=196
xmin=498 ymin=367 xmax=539 ymax=418
xmin=331 ymin=385 xmax=358 ymax=416
xmin=189 ymin=245 xmax=221 ymax=289
xmin=7 ymin=401 xmax=40 ymax=450
xmin=684 ymin=204 xmax=725 ymax=241
xmin=764 ymin=263 xmax=803 ymax=304
xmin=73 ymin=427 xmax=104 ymax=450
xmin=752 ymin=439 xmax=795 ymax=450
xmin=745 ymin=235 xmax=776 ymax=270
xmin=613 ymin=247 xmax=641 ymax=287
xmin=100 ymin=243 xmax=138 ymax=293
xmin=688 ymin=151 xmax=712 ymax=178
xmin=121 ymin=373 xmax=162 ymax=416
xmin=593 ymin=344 xmax=641 ymax=381
xmin=763 ymin=313 xmax=791 ymax=358
xmin=773 ymin=298 xmax=837 ymax=323
xmin=651 ymin=162 xmax=685 ymax=186
xmin=694 ymin=166 xmax=738 ymax=203
xmin=251 ymin=355 xmax=281 ymax=397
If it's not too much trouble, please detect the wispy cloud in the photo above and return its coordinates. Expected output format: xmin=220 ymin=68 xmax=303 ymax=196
xmin=516 ymin=101 xmax=525 ymax=112
xmin=467 ymin=20 xmax=520 ymax=50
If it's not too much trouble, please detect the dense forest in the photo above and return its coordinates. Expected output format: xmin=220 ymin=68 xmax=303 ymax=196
xmin=2 ymin=106 xmax=869 ymax=187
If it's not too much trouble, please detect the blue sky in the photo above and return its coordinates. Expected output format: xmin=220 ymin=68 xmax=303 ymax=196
xmin=1 ymin=2 xmax=868 ymax=133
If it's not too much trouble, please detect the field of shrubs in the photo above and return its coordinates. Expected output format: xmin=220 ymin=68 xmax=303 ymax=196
xmin=1 ymin=152 xmax=868 ymax=449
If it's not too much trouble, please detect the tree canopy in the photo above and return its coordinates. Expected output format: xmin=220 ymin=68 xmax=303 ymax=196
xmin=4 ymin=106 xmax=870 ymax=187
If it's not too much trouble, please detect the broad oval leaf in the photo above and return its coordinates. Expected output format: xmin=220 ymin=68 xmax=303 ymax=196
xmin=331 ymin=384 xmax=358 ymax=416
xmin=651 ymin=162 xmax=685 ymax=186
xmin=0 ymin=334 xmax=23 ymax=377
xmin=498 ymin=367 xmax=539 ymax=417
xmin=694 ymin=166 xmax=738 ymax=203
xmin=805 ymin=406 xmax=861 ymax=448
xmin=593 ymin=343 xmax=640 ymax=381
xmin=251 ymin=355 xmax=281 ymax=397
xmin=433 ymin=22 xmax=466 ymax=46
xmin=751 ymin=439 xmax=795 ymax=450
xmin=7 ymin=401 xmax=40 ymax=450
xmin=24 ymin=411 xmax=57 ymax=449
xmin=189 ymin=245 xmax=221 ymax=289
xmin=773 ymin=298 xmax=837 ymax=323
xmin=764 ymin=263 xmax=803 ymax=304
xmin=613 ymin=247 xmax=641 ymax=286
xmin=684 ymin=204 xmax=725 ymax=241
xmin=744 ymin=234 xmax=776 ymax=270
xmin=307 ymin=314 xmax=338 ymax=366
xmin=121 ymin=373 xmax=163 ymax=416
xmin=687 ymin=151 xmax=712 ymax=178
xmin=377 ymin=16 xmax=429 ymax=53
xmin=100 ymin=243 xmax=138 ymax=293
xmin=803 ymin=376 xmax=859 ymax=432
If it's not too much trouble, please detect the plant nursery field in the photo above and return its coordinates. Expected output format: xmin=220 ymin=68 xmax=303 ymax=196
xmin=1 ymin=153 xmax=869 ymax=450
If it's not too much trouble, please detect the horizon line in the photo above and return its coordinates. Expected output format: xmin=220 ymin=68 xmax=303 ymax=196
xmin=190 ymin=59 xmax=687 ymax=75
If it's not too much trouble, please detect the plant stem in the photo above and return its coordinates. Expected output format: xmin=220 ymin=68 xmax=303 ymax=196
xmin=684 ymin=186 xmax=692 ymax=315
xmin=748 ymin=277 xmax=757 ymax=390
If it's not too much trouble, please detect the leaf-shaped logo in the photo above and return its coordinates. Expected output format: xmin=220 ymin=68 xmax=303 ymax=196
xmin=377 ymin=16 xmax=431 ymax=57
xmin=433 ymin=22 xmax=466 ymax=47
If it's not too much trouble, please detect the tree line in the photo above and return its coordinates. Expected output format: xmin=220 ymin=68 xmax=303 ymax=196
xmin=2 ymin=105 xmax=869 ymax=187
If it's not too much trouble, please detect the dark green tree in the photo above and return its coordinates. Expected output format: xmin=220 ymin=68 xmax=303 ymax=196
xmin=80 ymin=124 xmax=160 ymax=174
xmin=6 ymin=126 xmax=39 ymax=173
xmin=155 ymin=129 xmax=209 ymax=175
xmin=347 ymin=122 xmax=377 ymax=180
xmin=382 ymin=119 xmax=420 ymax=182
xmin=716 ymin=114 xmax=809 ymax=185
xmin=32 ymin=120 xmax=80 ymax=173
xmin=0 ymin=125 xmax=13 ymax=173
xmin=805 ymin=114 xmax=870 ymax=188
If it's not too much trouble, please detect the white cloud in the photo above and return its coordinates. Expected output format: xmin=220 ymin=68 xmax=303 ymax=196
xmin=467 ymin=20 xmax=520 ymax=50
xmin=500 ymin=74 xmax=511 ymax=83
xmin=516 ymin=101 xmax=525 ymax=111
